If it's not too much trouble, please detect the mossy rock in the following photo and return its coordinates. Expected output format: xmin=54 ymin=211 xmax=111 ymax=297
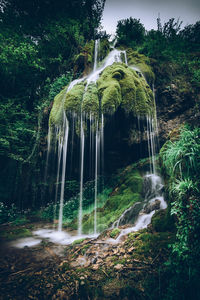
xmin=64 ymin=82 xmax=86 ymax=114
xmin=72 ymin=238 xmax=86 ymax=246
xmin=82 ymin=83 xmax=99 ymax=117
xmin=110 ymin=228 xmax=121 ymax=239
xmin=126 ymin=48 xmax=155 ymax=85
xmin=97 ymin=62 xmax=154 ymax=115
xmin=49 ymin=85 xmax=68 ymax=127
xmin=151 ymin=207 xmax=175 ymax=232
xmin=50 ymin=62 xmax=154 ymax=127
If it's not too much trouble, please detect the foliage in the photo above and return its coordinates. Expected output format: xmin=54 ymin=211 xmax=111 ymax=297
xmin=0 ymin=202 xmax=20 ymax=224
xmin=0 ymin=100 xmax=36 ymax=160
xmin=0 ymin=0 xmax=105 ymax=210
xmin=110 ymin=228 xmax=120 ymax=239
xmin=160 ymin=125 xmax=200 ymax=261
xmin=161 ymin=126 xmax=200 ymax=179
xmin=48 ymin=73 xmax=73 ymax=101
xmin=116 ymin=17 xmax=145 ymax=48
xmin=40 ymin=179 xmax=111 ymax=223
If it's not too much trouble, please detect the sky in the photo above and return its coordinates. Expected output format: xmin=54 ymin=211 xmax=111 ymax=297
xmin=101 ymin=0 xmax=200 ymax=34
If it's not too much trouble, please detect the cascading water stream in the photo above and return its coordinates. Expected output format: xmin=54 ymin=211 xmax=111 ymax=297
xmin=78 ymin=113 xmax=85 ymax=236
xmin=94 ymin=123 xmax=98 ymax=234
xmin=93 ymin=39 xmax=99 ymax=72
xmin=87 ymin=48 xmax=128 ymax=85
xmin=58 ymin=114 xmax=69 ymax=231
xmin=44 ymin=126 xmax=51 ymax=184
xmin=53 ymin=126 xmax=63 ymax=226
xmin=29 ymin=41 xmax=166 ymax=247
xmin=101 ymin=114 xmax=104 ymax=189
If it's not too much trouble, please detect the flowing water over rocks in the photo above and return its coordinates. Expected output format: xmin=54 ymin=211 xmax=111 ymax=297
xmin=11 ymin=41 xmax=167 ymax=249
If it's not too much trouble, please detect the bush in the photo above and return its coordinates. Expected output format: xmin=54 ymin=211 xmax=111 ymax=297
xmin=0 ymin=202 xmax=18 ymax=224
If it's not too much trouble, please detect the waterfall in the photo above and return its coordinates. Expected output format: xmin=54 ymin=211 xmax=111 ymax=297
xmin=87 ymin=48 xmax=128 ymax=85
xmin=53 ymin=126 xmax=63 ymax=226
xmin=44 ymin=126 xmax=51 ymax=183
xmin=58 ymin=113 xmax=69 ymax=231
xmin=111 ymin=174 xmax=167 ymax=243
xmin=146 ymin=115 xmax=157 ymax=175
xmin=93 ymin=39 xmax=99 ymax=72
xmin=94 ymin=124 xmax=98 ymax=234
xmin=78 ymin=113 xmax=85 ymax=236
xmin=42 ymin=41 xmax=163 ymax=241
xmin=101 ymin=114 xmax=104 ymax=188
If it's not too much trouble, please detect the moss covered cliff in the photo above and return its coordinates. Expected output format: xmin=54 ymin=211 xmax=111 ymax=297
xmin=49 ymin=53 xmax=155 ymax=127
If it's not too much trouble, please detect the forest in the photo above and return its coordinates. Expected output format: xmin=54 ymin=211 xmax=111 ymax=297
xmin=0 ymin=0 xmax=200 ymax=299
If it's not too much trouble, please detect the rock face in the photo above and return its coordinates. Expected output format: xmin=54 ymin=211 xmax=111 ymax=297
xmin=154 ymin=67 xmax=200 ymax=144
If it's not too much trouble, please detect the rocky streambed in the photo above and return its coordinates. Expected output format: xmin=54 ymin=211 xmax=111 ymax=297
xmin=0 ymin=217 xmax=175 ymax=300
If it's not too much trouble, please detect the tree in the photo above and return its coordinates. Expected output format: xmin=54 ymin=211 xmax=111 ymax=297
xmin=116 ymin=17 xmax=145 ymax=48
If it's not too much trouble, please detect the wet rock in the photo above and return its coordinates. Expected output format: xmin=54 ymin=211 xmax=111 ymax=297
xmin=143 ymin=200 xmax=161 ymax=214
xmin=117 ymin=202 xmax=144 ymax=227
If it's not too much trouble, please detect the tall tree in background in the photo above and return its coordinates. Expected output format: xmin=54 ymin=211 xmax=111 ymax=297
xmin=116 ymin=17 xmax=145 ymax=47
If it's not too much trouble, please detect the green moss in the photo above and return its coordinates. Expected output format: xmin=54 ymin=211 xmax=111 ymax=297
xmin=82 ymin=170 xmax=143 ymax=233
xmin=99 ymin=38 xmax=111 ymax=62
xmin=64 ymin=82 xmax=86 ymax=114
xmin=97 ymin=65 xmax=122 ymax=114
xmin=82 ymin=83 xmax=99 ymax=117
xmin=50 ymin=56 xmax=155 ymax=127
xmin=126 ymin=48 xmax=155 ymax=85
xmin=97 ymin=62 xmax=154 ymax=116
xmin=0 ymin=227 xmax=32 ymax=240
xmin=151 ymin=207 xmax=175 ymax=232
xmin=72 ymin=238 xmax=86 ymax=245
xmin=49 ymin=85 xmax=68 ymax=127
xmin=110 ymin=228 xmax=121 ymax=239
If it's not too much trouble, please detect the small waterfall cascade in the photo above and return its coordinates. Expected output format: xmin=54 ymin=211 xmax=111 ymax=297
xmin=44 ymin=126 xmax=51 ymax=183
xmin=94 ymin=121 xmax=102 ymax=234
xmin=93 ymin=39 xmax=99 ymax=72
xmin=112 ymin=173 xmax=167 ymax=243
xmin=53 ymin=126 xmax=63 ymax=226
xmin=146 ymin=115 xmax=157 ymax=174
xmin=58 ymin=113 xmax=69 ymax=231
xmin=78 ymin=113 xmax=85 ymax=235
xmin=87 ymin=47 xmax=128 ymax=85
